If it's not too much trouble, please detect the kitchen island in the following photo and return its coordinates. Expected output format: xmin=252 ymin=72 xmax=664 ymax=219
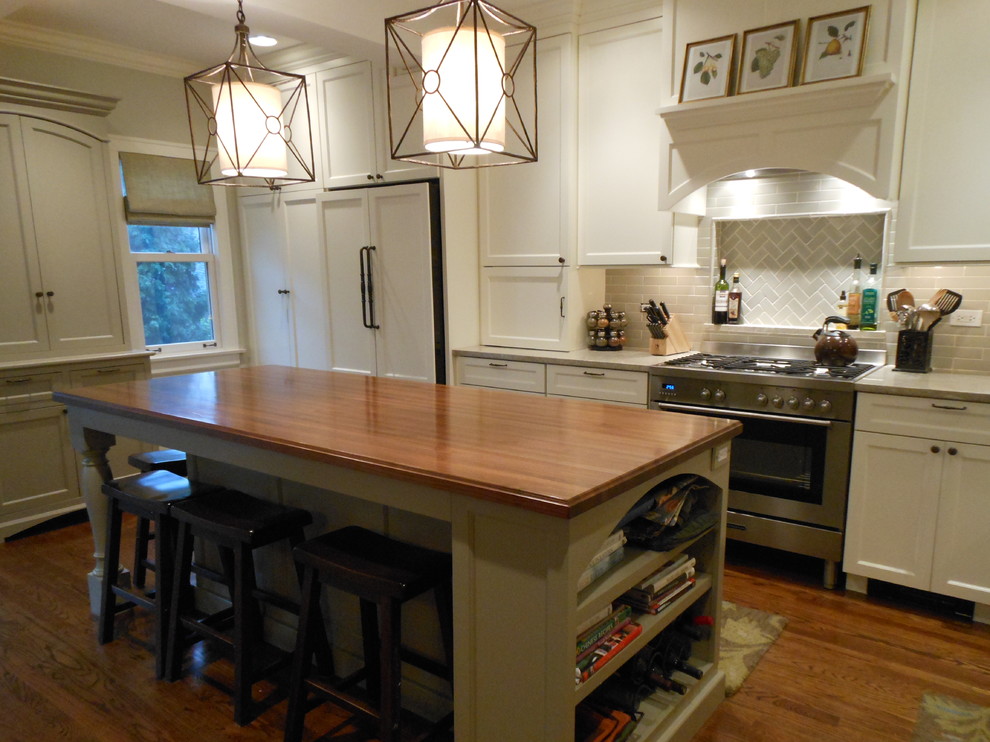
xmin=55 ymin=365 xmax=740 ymax=742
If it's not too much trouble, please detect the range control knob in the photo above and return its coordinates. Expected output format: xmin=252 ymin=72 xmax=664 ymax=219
xmin=786 ymin=397 xmax=799 ymax=410
xmin=755 ymin=393 xmax=768 ymax=407
xmin=713 ymin=389 xmax=726 ymax=403
xmin=801 ymin=397 xmax=816 ymax=411
xmin=771 ymin=395 xmax=783 ymax=408
xmin=700 ymin=388 xmax=712 ymax=400
xmin=819 ymin=400 xmax=832 ymax=414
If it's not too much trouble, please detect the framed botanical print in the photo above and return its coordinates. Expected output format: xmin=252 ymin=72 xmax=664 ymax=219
xmin=738 ymin=20 xmax=799 ymax=94
xmin=801 ymin=6 xmax=871 ymax=84
xmin=679 ymin=34 xmax=736 ymax=103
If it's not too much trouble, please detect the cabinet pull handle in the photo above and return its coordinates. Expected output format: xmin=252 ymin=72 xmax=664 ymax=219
xmin=277 ymin=288 xmax=291 ymax=295
xmin=96 ymin=368 xmax=120 ymax=374
xmin=5 ymin=377 xmax=33 ymax=384
xmin=930 ymin=445 xmax=941 ymax=454
xmin=359 ymin=246 xmax=380 ymax=329
xmin=488 ymin=362 xmax=509 ymax=368
xmin=583 ymin=371 xmax=606 ymax=377
xmin=931 ymin=403 xmax=967 ymax=410
xmin=560 ymin=296 xmax=565 ymax=318
xmin=948 ymin=447 xmax=958 ymax=456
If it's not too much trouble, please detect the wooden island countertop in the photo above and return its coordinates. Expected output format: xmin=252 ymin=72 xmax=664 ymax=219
xmin=54 ymin=365 xmax=740 ymax=519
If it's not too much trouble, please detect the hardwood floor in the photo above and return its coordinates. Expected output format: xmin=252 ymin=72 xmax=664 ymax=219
xmin=2 ymin=516 xmax=988 ymax=741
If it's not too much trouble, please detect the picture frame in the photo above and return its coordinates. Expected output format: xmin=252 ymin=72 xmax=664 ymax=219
xmin=737 ymin=20 xmax=799 ymax=94
xmin=679 ymin=34 xmax=736 ymax=103
xmin=800 ymin=6 xmax=871 ymax=85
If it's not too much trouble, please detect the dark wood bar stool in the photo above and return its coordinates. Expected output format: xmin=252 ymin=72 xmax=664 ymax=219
xmin=165 ymin=490 xmax=331 ymax=726
xmin=97 ymin=470 xmax=218 ymax=679
xmin=284 ymin=526 xmax=454 ymax=742
xmin=125 ymin=449 xmax=188 ymax=588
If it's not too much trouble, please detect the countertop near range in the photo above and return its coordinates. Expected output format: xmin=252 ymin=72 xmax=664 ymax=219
xmin=855 ymin=365 xmax=990 ymax=403
xmin=453 ymin=345 xmax=689 ymax=372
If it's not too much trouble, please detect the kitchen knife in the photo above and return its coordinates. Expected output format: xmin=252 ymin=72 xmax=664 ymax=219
xmin=658 ymin=302 xmax=671 ymax=324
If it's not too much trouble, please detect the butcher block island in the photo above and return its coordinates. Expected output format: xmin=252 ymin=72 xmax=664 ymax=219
xmin=55 ymin=366 xmax=740 ymax=742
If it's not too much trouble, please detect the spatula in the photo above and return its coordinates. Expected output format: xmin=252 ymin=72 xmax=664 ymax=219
xmin=931 ymin=289 xmax=962 ymax=316
xmin=886 ymin=288 xmax=908 ymax=313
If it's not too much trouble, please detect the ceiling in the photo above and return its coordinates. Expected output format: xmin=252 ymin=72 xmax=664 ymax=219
xmin=0 ymin=0 xmax=544 ymax=74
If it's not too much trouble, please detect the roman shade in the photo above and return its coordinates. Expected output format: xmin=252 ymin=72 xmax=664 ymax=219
xmin=120 ymin=152 xmax=216 ymax=226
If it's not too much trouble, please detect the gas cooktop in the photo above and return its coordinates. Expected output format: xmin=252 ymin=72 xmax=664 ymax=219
xmin=660 ymin=353 xmax=876 ymax=380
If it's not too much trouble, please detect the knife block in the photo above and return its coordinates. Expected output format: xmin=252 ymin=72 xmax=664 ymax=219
xmin=894 ymin=330 xmax=933 ymax=373
xmin=649 ymin=316 xmax=691 ymax=356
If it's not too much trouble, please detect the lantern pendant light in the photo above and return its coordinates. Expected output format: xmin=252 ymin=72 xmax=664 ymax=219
xmin=385 ymin=0 xmax=537 ymax=169
xmin=184 ymin=0 xmax=314 ymax=189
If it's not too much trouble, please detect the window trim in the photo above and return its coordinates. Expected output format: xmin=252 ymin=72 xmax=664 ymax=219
xmin=108 ymin=136 xmax=241 ymax=361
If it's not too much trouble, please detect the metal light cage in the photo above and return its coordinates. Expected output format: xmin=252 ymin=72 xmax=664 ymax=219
xmin=184 ymin=1 xmax=314 ymax=189
xmin=385 ymin=0 xmax=537 ymax=169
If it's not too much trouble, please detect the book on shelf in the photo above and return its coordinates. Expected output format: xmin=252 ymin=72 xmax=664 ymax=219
xmin=577 ymin=604 xmax=633 ymax=660
xmin=587 ymin=530 xmax=627 ymax=569
xmin=576 ymin=622 xmax=643 ymax=683
xmin=625 ymin=555 xmax=696 ymax=602
xmin=576 ymin=603 xmax=614 ymax=637
xmin=618 ymin=575 xmax=696 ymax=614
xmin=577 ymin=546 xmax=626 ymax=591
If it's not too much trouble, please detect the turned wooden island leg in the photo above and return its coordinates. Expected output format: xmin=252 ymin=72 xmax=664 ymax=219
xmin=71 ymin=426 xmax=117 ymax=614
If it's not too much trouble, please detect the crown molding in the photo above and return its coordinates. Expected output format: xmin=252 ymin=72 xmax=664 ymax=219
xmin=0 ymin=76 xmax=119 ymax=116
xmin=0 ymin=19 xmax=194 ymax=78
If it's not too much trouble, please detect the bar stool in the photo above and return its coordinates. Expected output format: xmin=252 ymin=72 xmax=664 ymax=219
xmin=97 ymin=469 xmax=218 ymax=679
xmin=284 ymin=526 xmax=454 ymax=742
xmin=165 ymin=489 xmax=332 ymax=726
xmin=125 ymin=449 xmax=188 ymax=588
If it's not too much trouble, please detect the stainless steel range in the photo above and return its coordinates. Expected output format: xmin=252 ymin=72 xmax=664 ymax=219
xmin=649 ymin=342 xmax=883 ymax=588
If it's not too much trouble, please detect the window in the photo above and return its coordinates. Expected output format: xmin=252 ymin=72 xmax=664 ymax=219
xmin=119 ymin=152 xmax=222 ymax=353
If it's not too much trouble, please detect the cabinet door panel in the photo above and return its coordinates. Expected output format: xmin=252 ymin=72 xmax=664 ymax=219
xmin=22 ymin=119 xmax=123 ymax=353
xmin=843 ymin=431 xmax=942 ymax=589
xmin=0 ymin=115 xmax=49 ymax=355
xmin=241 ymin=194 xmax=294 ymax=366
xmin=481 ymin=268 xmax=567 ymax=350
xmin=319 ymin=190 xmax=377 ymax=376
xmin=479 ymin=34 xmax=573 ymax=266
xmin=931 ymin=443 xmax=990 ymax=603
xmin=318 ymin=62 xmax=378 ymax=188
xmin=0 ymin=406 xmax=78 ymax=523
xmin=284 ymin=193 xmax=331 ymax=371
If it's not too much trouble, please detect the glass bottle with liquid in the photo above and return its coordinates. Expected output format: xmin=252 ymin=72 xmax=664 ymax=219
xmin=727 ymin=272 xmax=742 ymax=324
xmin=712 ymin=259 xmax=729 ymax=325
xmin=846 ymin=255 xmax=863 ymax=329
xmin=860 ymin=263 xmax=879 ymax=331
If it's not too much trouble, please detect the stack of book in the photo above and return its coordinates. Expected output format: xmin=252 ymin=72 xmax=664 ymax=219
xmin=576 ymin=604 xmax=642 ymax=684
xmin=617 ymin=553 xmax=696 ymax=615
xmin=577 ymin=530 xmax=627 ymax=591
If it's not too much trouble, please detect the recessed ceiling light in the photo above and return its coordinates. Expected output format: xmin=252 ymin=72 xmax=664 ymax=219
xmin=248 ymin=34 xmax=278 ymax=47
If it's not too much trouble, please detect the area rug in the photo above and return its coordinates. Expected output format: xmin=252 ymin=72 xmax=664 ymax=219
xmin=912 ymin=693 xmax=990 ymax=741
xmin=719 ymin=600 xmax=787 ymax=696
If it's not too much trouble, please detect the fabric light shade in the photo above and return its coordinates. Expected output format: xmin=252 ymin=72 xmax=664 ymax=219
xmin=120 ymin=152 xmax=216 ymax=226
xmin=385 ymin=0 xmax=537 ymax=169
xmin=211 ymin=80 xmax=287 ymax=177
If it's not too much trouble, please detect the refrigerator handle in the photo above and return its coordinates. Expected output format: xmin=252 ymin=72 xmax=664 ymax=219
xmin=360 ymin=245 xmax=380 ymax=329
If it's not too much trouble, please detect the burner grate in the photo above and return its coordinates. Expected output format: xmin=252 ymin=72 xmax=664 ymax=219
xmin=662 ymin=353 xmax=874 ymax=380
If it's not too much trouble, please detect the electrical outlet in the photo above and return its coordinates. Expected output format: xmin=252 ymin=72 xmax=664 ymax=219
xmin=640 ymin=303 xmax=650 ymax=313
xmin=949 ymin=309 xmax=983 ymax=327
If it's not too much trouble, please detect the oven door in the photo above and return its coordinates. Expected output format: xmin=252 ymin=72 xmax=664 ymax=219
xmin=654 ymin=402 xmax=852 ymax=529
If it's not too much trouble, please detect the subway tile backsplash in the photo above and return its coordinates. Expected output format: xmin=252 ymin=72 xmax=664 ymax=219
xmin=604 ymin=172 xmax=990 ymax=373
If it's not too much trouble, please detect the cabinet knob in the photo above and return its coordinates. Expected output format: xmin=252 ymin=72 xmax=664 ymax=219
xmin=35 ymin=291 xmax=44 ymax=298
xmin=46 ymin=291 xmax=54 ymax=297
xmin=931 ymin=445 xmax=941 ymax=454
xmin=947 ymin=447 xmax=958 ymax=456
xmin=366 ymin=174 xmax=375 ymax=181
xmin=659 ymin=255 xmax=668 ymax=263
xmin=558 ymin=256 xmax=565 ymax=264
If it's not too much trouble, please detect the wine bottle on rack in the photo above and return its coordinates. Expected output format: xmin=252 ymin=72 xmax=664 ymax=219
xmin=652 ymin=632 xmax=705 ymax=680
xmin=712 ymin=259 xmax=729 ymax=325
xmin=621 ymin=644 xmax=690 ymax=695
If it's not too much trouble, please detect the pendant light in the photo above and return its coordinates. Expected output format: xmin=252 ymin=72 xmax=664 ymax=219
xmin=184 ymin=0 xmax=314 ymax=189
xmin=385 ymin=0 xmax=537 ymax=169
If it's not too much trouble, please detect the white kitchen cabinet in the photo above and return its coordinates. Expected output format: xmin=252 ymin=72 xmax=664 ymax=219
xmin=479 ymin=34 xmax=576 ymax=267
xmin=844 ymin=393 xmax=990 ymax=608
xmin=316 ymin=61 xmax=435 ymax=189
xmin=894 ymin=0 xmax=990 ymax=262
xmin=0 ymin=354 xmax=149 ymax=541
xmin=318 ymin=183 xmax=442 ymax=382
xmin=454 ymin=356 xmax=546 ymax=395
xmin=546 ymin=364 xmax=648 ymax=406
xmin=480 ymin=266 xmax=604 ymax=352
xmin=239 ymin=190 xmax=331 ymax=370
xmin=0 ymin=114 xmax=124 ymax=360
xmin=577 ymin=19 xmax=699 ymax=267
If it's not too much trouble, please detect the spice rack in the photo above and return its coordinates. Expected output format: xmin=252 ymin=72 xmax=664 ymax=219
xmin=586 ymin=305 xmax=627 ymax=351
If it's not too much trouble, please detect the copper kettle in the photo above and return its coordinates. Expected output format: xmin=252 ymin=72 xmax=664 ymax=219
xmin=812 ymin=316 xmax=858 ymax=366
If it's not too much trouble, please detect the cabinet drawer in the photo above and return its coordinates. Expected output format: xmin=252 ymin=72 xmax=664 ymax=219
xmin=856 ymin=392 xmax=990 ymax=445
xmin=455 ymin=356 xmax=546 ymax=394
xmin=0 ymin=370 xmax=61 ymax=409
xmin=546 ymin=364 xmax=647 ymax=405
xmin=69 ymin=362 xmax=147 ymax=388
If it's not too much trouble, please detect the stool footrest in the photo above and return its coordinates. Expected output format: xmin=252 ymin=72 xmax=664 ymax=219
xmin=304 ymin=675 xmax=381 ymax=722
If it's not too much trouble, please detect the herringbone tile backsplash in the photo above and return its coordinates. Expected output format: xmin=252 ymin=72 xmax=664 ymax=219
xmin=716 ymin=214 xmax=885 ymax=327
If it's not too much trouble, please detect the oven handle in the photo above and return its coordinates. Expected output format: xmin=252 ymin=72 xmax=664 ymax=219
xmin=654 ymin=402 xmax=834 ymax=428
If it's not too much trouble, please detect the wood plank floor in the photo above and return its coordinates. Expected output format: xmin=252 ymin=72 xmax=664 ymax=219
xmin=2 ymin=515 xmax=989 ymax=741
